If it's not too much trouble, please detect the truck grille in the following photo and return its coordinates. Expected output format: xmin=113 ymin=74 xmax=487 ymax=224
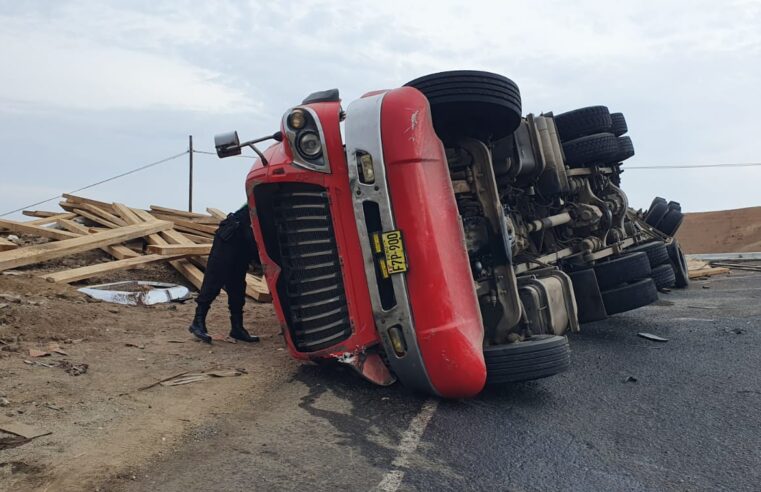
xmin=269 ymin=184 xmax=351 ymax=352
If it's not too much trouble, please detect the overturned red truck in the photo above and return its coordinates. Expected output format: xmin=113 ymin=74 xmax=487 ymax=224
xmin=215 ymin=71 xmax=688 ymax=398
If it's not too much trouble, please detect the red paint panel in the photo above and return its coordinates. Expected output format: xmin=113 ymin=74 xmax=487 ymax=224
xmin=380 ymin=87 xmax=486 ymax=398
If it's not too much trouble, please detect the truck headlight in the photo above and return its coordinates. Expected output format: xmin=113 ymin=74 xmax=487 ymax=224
xmin=288 ymin=109 xmax=306 ymax=129
xmin=297 ymin=131 xmax=322 ymax=158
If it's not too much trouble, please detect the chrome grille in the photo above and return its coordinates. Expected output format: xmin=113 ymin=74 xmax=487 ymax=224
xmin=272 ymin=184 xmax=351 ymax=352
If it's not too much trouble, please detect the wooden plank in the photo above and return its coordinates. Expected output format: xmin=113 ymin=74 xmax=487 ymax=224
xmin=128 ymin=208 xmax=207 ymax=289
xmin=0 ymin=221 xmax=172 ymax=272
xmin=112 ymin=203 xmax=143 ymax=225
xmin=150 ymin=212 xmax=220 ymax=226
xmin=147 ymin=244 xmax=212 ymax=256
xmin=149 ymin=205 xmax=209 ymax=219
xmin=0 ymin=218 xmax=80 ymax=240
xmin=74 ymin=203 xmax=128 ymax=227
xmin=66 ymin=206 xmax=121 ymax=229
xmin=206 ymin=208 xmax=227 ymax=220
xmin=61 ymin=194 xmax=117 ymax=214
xmin=22 ymin=210 xmax=62 ymax=219
xmin=41 ymin=253 xmax=186 ymax=283
xmin=0 ymin=237 xmax=18 ymax=252
xmin=172 ymin=222 xmax=217 ymax=236
xmin=56 ymin=219 xmax=140 ymax=260
xmin=28 ymin=213 xmax=77 ymax=225
xmin=688 ymin=267 xmax=731 ymax=279
xmin=246 ymin=274 xmax=271 ymax=302
xmin=180 ymin=232 xmax=214 ymax=244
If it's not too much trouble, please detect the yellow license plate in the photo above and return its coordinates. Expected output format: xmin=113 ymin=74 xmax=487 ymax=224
xmin=374 ymin=230 xmax=408 ymax=277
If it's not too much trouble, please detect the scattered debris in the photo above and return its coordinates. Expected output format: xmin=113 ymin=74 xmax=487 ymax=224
xmin=58 ymin=360 xmax=88 ymax=376
xmin=0 ymin=194 xmax=270 ymax=301
xmin=47 ymin=343 xmax=69 ymax=356
xmin=0 ymin=419 xmax=51 ymax=439
xmin=0 ymin=435 xmax=30 ymax=451
xmin=78 ymin=281 xmax=190 ymax=306
xmin=160 ymin=369 xmax=244 ymax=387
xmin=637 ymin=333 xmax=669 ymax=342
xmin=210 ymin=333 xmax=237 ymax=343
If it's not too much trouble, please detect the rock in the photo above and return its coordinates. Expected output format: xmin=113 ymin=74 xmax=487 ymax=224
xmin=0 ymin=294 xmax=22 ymax=304
xmin=0 ymin=397 xmax=10 ymax=407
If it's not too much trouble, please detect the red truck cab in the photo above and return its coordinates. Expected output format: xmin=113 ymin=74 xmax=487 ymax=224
xmin=244 ymin=88 xmax=486 ymax=398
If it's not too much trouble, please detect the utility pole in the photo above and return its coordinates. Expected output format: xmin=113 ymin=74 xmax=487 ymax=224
xmin=188 ymin=135 xmax=194 ymax=212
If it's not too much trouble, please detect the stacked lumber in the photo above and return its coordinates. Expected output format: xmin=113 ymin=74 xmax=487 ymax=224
xmin=0 ymin=194 xmax=270 ymax=302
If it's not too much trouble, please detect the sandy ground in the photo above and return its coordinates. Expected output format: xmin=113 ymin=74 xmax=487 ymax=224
xmin=678 ymin=206 xmax=761 ymax=253
xmin=0 ymin=252 xmax=291 ymax=491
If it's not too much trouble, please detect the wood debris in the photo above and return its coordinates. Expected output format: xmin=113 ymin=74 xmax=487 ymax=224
xmin=0 ymin=194 xmax=270 ymax=301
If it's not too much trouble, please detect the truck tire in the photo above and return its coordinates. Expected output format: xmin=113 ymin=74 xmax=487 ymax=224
xmin=602 ymin=278 xmax=659 ymax=315
xmin=610 ymin=112 xmax=628 ymax=136
xmin=648 ymin=196 xmax=667 ymax=210
xmin=645 ymin=202 xmax=669 ymax=227
xmin=484 ymin=335 xmax=570 ymax=384
xmin=594 ymin=251 xmax=652 ymax=290
xmin=668 ymin=241 xmax=690 ymax=288
xmin=657 ymin=209 xmax=684 ymax=236
xmin=612 ymin=136 xmax=635 ymax=163
xmin=553 ymin=106 xmax=612 ymax=142
xmin=627 ymin=241 xmax=670 ymax=267
xmin=652 ymin=263 xmax=676 ymax=289
xmin=405 ymin=70 xmax=522 ymax=143
xmin=562 ymin=133 xmax=620 ymax=167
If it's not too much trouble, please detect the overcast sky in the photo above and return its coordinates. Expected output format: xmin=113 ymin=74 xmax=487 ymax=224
xmin=1 ymin=0 xmax=760 ymax=218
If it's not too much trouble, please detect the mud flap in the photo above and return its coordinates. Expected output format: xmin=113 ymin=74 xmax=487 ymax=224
xmin=337 ymin=352 xmax=397 ymax=386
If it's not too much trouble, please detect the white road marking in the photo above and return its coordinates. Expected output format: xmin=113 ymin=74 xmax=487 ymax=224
xmin=376 ymin=398 xmax=439 ymax=492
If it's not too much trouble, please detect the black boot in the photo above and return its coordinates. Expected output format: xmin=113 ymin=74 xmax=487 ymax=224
xmin=229 ymin=313 xmax=260 ymax=343
xmin=188 ymin=304 xmax=212 ymax=343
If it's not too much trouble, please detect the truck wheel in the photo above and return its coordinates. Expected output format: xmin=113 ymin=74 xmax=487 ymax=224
xmin=404 ymin=70 xmax=522 ymax=143
xmin=651 ymin=263 xmax=676 ymax=289
xmin=627 ymin=241 xmax=670 ymax=267
xmin=553 ymin=106 xmax=612 ymax=141
xmin=562 ymin=132 xmax=620 ymax=167
xmin=593 ymin=251 xmax=652 ymax=290
xmin=668 ymin=241 xmax=690 ymax=288
xmin=602 ymin=278 xmax=659 ymax=315
xmin=657 ymin=209 xmax=684 ymax=236
xmin=612 ymin=136 xmax=635 ymax=163
xmin=610 ymin=112 xmax=628 ymax=136
xmin=484 ymin=335 xmax=570 ymax=384
xmin=648 ymin=196 xmax=667 ymax=210
xmin=645 ymin=201 xmax=669 ymax=227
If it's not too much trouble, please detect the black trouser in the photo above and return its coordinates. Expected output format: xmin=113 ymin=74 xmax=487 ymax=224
xmin=196 ymin=212 xmax=258 ymax=314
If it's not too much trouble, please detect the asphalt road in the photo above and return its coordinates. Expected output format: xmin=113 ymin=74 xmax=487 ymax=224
xmin=120 ymin=272 xmax=761 ymax=492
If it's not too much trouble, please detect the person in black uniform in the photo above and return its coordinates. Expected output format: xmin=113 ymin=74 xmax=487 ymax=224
xmin=188 ymin=205 xmax=261 ymax=343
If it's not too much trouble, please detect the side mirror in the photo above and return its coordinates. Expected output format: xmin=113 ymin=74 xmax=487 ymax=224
xmin=215 ymin=131 xmax=242 ymax=158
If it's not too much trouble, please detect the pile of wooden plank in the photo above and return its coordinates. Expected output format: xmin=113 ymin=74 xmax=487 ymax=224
xmin=0 ymin=194 xmax=270 ymax=301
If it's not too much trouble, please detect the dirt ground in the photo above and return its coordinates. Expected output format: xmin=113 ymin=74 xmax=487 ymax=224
xmin=678 ymin=206 xmax=761 ymax=254
xmin=0 ymin=251 xmax=291 ymax=491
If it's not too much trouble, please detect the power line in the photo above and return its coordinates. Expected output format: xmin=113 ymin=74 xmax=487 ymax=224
xmin=627 ymin=162 xmax=761 ymax=169
xmin=0 ymin=150 xmax=188 ymax=218
xmin=193 ymin=149 xmax=257 ymax=159
xmin=194 ymin=148 xmax=761 ymax=169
